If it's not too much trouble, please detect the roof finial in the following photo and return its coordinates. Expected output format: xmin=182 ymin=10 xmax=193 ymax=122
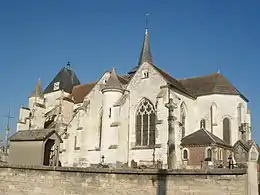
xmin=67 ymin=61 xmax=71 ymax=69
xmin=217 ymin=69 xmax=220 ymax=73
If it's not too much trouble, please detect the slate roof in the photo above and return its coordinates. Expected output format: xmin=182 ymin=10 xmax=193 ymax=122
xmin=181 ymin=128 xmax=231 ymax=148
xmin=179 ymin=73 xmax=248 ymax=102
xmin=9 ymin=129 xmax=60 ymax=142
xmin=117 ymin=74 xmax=131 ymax=85
xmin=128 ymin=29 xmax=152 ymax=75
xmin=102 ymin=68 xmax=123 ymax=91
xmin=44 ymin=66 xmax=81 ymax=94
xmin=30 ymin=79 xmax=44 ymax=98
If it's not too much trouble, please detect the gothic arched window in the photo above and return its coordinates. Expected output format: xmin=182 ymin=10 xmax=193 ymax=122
xmin=180 ymin=102 xmax=186 ymax=138
xmin=136 ymin=98 xmax=156 ymax=146
xmin=200 ymin=119 xmax=206 ymax=129
xmin=223 ymin=117 xmax=231 ymax=144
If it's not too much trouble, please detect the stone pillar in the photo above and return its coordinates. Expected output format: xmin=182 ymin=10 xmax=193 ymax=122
xmin=247 ymin=142 xmax=259 ymax=195
xmin=165 ymin=98 xmax=177 ymax=169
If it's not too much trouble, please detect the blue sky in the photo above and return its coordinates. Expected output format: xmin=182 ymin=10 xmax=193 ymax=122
xmin=0 ymin=0 xmax=259 ymax=143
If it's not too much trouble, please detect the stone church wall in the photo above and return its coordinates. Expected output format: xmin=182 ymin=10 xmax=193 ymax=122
xmin=0 ymin=164 xmax=247 ymax=195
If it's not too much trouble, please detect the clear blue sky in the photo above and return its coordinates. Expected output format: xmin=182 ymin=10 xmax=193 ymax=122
xmin=0 ymin=0 xmax=259 ymax=143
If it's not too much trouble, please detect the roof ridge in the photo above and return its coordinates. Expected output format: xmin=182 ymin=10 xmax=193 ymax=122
xmin=179 ymin=72 xmax=219 ymax=81
xmin=74 ymin=82 xmax=96 ymax=88
xmin=151 ymin=64 xmax=195 ymax=98
xmin=202 ymin=128 xmax=216 ymax=144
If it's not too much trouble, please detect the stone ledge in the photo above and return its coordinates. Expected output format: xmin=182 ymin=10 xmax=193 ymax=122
xmin=0 ymin=163 xmax=247 ymax=176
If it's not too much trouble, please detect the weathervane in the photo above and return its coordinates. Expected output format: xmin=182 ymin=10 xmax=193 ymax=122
xmin=145 ymin=12 xmax=152 ymax=31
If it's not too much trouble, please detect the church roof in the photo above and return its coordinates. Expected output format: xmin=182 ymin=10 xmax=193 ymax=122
xmin=181 ymin=128 xmax=231 ymax=148
xmin=9 ymin=129 xmax=62 ymax=142
xmin=69 ymin=82 xmax=96 ymax=104
xmin=152 ymin=65 xmax=195 ymax=98
xmin=102 ymin=68 xmax=123 ymax=91
xmin=128 ymin=29 xmax=153 ymax=74
xmin=68 ymin=72 xmax=130 ymax=104
xmin=30 ymin=78 xmax=44 ymax=98
xmin=44 ymin=64 xmax=81 ymax=94
xmin=138 ymin=29 xmax=153 ymax=66
xmin=179 ymin=72 xmax=248 ymax=102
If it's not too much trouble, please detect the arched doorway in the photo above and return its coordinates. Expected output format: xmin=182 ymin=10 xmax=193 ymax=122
xmin=43 ymin=139 xmax=55 ymax=166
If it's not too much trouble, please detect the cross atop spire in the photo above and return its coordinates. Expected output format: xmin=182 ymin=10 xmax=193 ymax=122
xmin=127 ymin=13 xmax=153 ymax=75
xmin=30 ymin=78 xmax=44 ymax=98
xmin=145 ymin=12 xmax=151 ymax=31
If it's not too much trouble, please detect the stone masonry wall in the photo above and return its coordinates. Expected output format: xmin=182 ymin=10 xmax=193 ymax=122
xmin=0 ymin=164 xmax=247 ymax=195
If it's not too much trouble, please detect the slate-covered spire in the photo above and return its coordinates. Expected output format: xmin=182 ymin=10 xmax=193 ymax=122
xmin=103 ymin=68 xmax=123 ymax=91
xmin=128 ymin=28 xmax=153 ymax=75
xmin=30 ymin=78 xmax=44 ymax=98
xmin=44 ymin=62 xmax=81 ymax=94
xmin=138 ymin=28 xmax=153 ymax=65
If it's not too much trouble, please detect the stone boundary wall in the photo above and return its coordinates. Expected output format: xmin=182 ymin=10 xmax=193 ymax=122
xmin=0 ymin=164 xmax=247 ymax=195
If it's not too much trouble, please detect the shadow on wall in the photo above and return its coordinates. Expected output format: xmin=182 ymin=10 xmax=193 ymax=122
xmin=155 ymin=169 xmax=167 ymax=195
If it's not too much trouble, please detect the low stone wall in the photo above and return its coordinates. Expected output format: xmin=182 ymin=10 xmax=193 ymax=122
xmin=0 ymin=164 xmax=247 ymax=195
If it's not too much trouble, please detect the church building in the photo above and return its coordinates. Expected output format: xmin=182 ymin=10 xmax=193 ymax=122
xmin=15 ymin=28 xmax=251 ymax=169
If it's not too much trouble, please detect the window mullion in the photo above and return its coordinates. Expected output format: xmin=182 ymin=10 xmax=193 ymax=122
xmin=141 ymin=114 xmax=143 ymax=146
xmin=148 ymin=113 xmax=150 ymax=146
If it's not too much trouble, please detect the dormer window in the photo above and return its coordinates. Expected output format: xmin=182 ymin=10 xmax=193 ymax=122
xmin=103 ymin=79 xmax=107 ymax=84
xmin=53 ymin=82 xmax=60 ymax=91
xmin=142 ymin=70 xmax=149 ymax=79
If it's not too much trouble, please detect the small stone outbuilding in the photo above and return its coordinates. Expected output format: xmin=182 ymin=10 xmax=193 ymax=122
xmin=8 ymin=129 xmax=62 ymax=166
xmin=180 ymin=128 xmax=232 ymax=169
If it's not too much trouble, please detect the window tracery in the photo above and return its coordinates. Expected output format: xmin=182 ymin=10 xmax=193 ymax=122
xmin=135 ymin=98 xmax=156 ymax=146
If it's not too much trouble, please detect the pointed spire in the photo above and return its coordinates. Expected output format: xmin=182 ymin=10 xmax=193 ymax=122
xmin=138 ymin=28 xmax=153 ymax=65
xmin=30 ymin=78 xmax=44 ymax=98
xmin=102 ymin=68 xmax=123 ymax=91
xmin=128 ymin=29 xmax=153 ymax=75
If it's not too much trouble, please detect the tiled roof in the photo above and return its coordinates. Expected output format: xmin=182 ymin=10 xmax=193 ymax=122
xmin=9 ymin=129 xmax=58 ymax=142
xmin=68 ymin=73 xmax=130 ymax=104
xmin=179 ymin=73 xmax=248 ymax=102
xmin=68 ymin=82 xmax=96 ymax=104
xmin=181 ymin=128 xmax=231 ymax=148
xmin=44 ymin=66 xmax=81 ymax=94
xmin=152 ymin=65 xmax=195 ymax=98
